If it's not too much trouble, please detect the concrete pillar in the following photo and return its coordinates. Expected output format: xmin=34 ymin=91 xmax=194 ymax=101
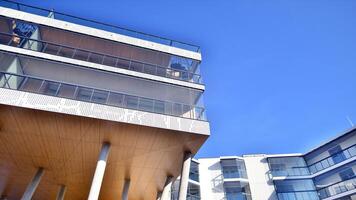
xmin=87 ymin=142 xmax=111 ymax=200
xmin=56 ymin=185 xmax=66 ymax=200
xmin=178 ymin=152 xmax=192 ymax=200
xmin=160 ymin=176 xmax=173 ymax=200
xmin=121 ymin=179 xmax=130 ymax=200
xmin=21 ymin=167 xmax=44 ymax=200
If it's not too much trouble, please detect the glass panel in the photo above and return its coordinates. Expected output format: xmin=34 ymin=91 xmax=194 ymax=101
xmin=20 ymin=77 xmax=42 ymax=92
xmin=92 ymin=90 xmax=108 ymax=104
xmin=76 ymin=87 xmax=92 ymax=101
xmin=57 ymin=84 xmax=77 ymax=98
xmin=107 ymin=92 xmax=124 ymax=107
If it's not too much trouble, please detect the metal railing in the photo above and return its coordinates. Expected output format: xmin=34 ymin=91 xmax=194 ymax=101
xmin=0 ymin=0 xmax=201 ymax=52
xmin=277 ymin=191 xmax=319 ymax=200
xmin=308 ymin=145 xmax=356 ymax=174
xmin=0 ymin=71 xmax=206 ymax=120
xmin=0 ymin=32 xmax=203 ymax=84
xmin=317 ymin=177 xmax=356 ymax=199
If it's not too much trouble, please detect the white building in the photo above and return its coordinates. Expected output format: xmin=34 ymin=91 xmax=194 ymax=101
xmin=179 ymin=127 xmax=356 ymax=200
xmin=0 ymin=0 xmax=209 ymax=199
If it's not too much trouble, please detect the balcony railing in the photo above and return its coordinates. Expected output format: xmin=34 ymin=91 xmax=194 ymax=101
xmin=0 ymin=71 xmax=206 ymax=120
xmin=308 ymin=145 xmax=356 ymax=174
xmin=317 ymin=177 xmax=356 ymax=199
xmin=187 ymin=194 xmax=201 ymax=200
xmin=269 ymin=167 xmax=310 ymax=177
xmin=0 ymin=0 xmax=201 ymax=52
xmin=221 ymin=193 xmax=252 ymax=200
xmin=268 ymin=145 xmax=356 ymax=178
xmin=277 ymin=191 xmax=319 ymax=200
xmin=0 ymin=32 xmax=203 ymax=84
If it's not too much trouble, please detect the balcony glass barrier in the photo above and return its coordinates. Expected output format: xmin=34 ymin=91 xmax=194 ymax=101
xmin=309 ymin=145 xmax=356 ymax=174
xmin=187 ymin=194 xmax=201 ymax=200
xmin=317 ymin=177 xmax=356 ymax=199
xmin=222 ymin=193 xmax=252 ymax=200
xmin=0 ymin=32 xmax=203 ymax=84
xmin=0 ymin=72 xmax=206 ymax=120
xmin=269 ymin=167 xmax=310 ymax=177
xmin=277 ymin=191 xmax=319 ymax=200
xmin=0 ymin=0 xmax=201 ymax=52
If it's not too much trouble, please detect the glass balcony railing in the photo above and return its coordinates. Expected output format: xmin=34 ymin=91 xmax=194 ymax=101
xmin=187 ymin=194 xmax=201 ymax=200
xmin=269 ymin=167 xmax=310 ymax=177
xmin=222 ymin=193 xmax=252 ymax=200
xmin=0 ymin=0 xmax=201 ymax=52
xmin=0 ymin=32 xmax=203 ymax=84
xmin=277 ymin=191 xmax=319 ymax=200
xmin=268 ymin=145 xmax=356 ymax=178
xmin=308 ymin=145 xmax=356 ymax=174
xmin=317 ymin=177 xmax=356 ymax=199
xmin=0 ymin=71 xmax=206 ymax=120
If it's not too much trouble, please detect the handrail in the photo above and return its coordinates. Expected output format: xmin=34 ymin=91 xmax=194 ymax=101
xmin=0 ymin=71 xmax=206 ymax=121
xmin=0 ymin=31 xmax=203 ymax=84
xmin=317 ymin=176 xmax=356 ymax=199
xmin=0 ymin=0 xmax=201 ymax=52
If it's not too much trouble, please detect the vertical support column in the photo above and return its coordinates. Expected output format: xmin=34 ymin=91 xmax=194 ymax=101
xmin=88 ymin=142 xmax=111 ymax=200
xmin=178 ymin=152 xmax=192 ymax=200
xmin=21 ymin=167 xmax=44 ymax=200
xmin=56 ymin=185 xmax=66 ymax=200
xmin=160 ymin=176 xmax=173 ymax=200
xmin=121 ymin=179 xmax=130 ymax=200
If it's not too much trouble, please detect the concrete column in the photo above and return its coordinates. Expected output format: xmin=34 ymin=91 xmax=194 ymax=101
xmin=88 ymin=142 xmax=111 ymax=200
xmin=21 ymin=167 xmax=44 ymax=200
xmin=121 ymin=179 xmax=130 ymax=200
xmin=160 ymin=176 xmax=173 ymax=200
xmin=178 ymin=152 xmax=192 ymax=200
xmin=56 ymin=185 xmax=66 ymax=200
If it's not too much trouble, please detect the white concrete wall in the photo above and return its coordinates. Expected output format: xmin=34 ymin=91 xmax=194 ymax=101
xmin=198 ymin=158 xmax=226 ymax=200
xmin=243 ymin=155 xmax=278 ymax=200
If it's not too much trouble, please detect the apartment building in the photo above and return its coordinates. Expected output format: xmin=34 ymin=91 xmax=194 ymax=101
xmin=0 ymin=0 xmax=210 ymax=199
xmin=181 ymin=127 xmax=356 ymax=200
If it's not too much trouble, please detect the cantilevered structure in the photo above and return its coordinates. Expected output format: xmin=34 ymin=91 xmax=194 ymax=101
xmin=0 ymin=1 xmax=210 ymax=199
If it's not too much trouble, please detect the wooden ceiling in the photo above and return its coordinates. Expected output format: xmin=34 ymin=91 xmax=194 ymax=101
xmin=0 ymin=104 xmax=208 ymax=200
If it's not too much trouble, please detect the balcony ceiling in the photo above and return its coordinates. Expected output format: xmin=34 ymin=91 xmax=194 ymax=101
xmin=0 ymin=104 xmax=207 ymax=200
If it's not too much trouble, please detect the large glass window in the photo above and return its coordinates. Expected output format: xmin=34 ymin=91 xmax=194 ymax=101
xmin=329 ymin=145 xmax=346 ymax=164
xmin=275 ymin=179 xmax=318 ymax=200
xmin=224 ymin=182 xmax=251 ymax=200
xmin=268 ymin=157 xmax=309 ymax=177
xmin=221 ymin=159 xmax=247 ymax=179
xmin=189 ymin=161 xmax=199 ymax=182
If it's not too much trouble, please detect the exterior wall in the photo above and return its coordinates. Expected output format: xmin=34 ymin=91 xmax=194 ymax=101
xmin=243 ymin=155 xmax=278 ymax=200
xmin=198 ymin=158 xmax=226 ymax=200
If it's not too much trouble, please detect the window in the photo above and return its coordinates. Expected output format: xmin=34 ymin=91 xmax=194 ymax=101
xmin=339 ymin=168 xmax=354 ymax=181
xmin=328 ymin=145 xmax=346 ymax=164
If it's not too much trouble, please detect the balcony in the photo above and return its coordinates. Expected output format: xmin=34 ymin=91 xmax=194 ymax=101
xmin=317 ymin=177 xmax=356 ymax=199
xmin=308 ymin=145 xmax=356 ymax=174
xmin=0 ymin=71 xmax=206 ymax=120
xmin=277 ymin=191 xmax=319 ymax=200
xmin=0 ymin=0 xmax=200 ymax=52
xmin=0 ymin=32 xmax=203 ymax=84
xmin=221 ymin=159 xmax=248 ymax=179
xmin=269 ymin=167 xmax=310 ymax=177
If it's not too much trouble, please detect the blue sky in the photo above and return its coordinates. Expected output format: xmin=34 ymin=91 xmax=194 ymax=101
xmin=22 ymin=0 xmax=356 ymax=157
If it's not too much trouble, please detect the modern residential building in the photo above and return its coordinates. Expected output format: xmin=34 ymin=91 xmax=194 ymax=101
xmin=0 ymin=0 xmax=210 ymax=200
xmin=181 ymin=127 xmax=356 ymax=200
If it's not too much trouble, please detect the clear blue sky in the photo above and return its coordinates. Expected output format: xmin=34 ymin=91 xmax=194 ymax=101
xmin=22 ymin=0 xmax=356 ymax=157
